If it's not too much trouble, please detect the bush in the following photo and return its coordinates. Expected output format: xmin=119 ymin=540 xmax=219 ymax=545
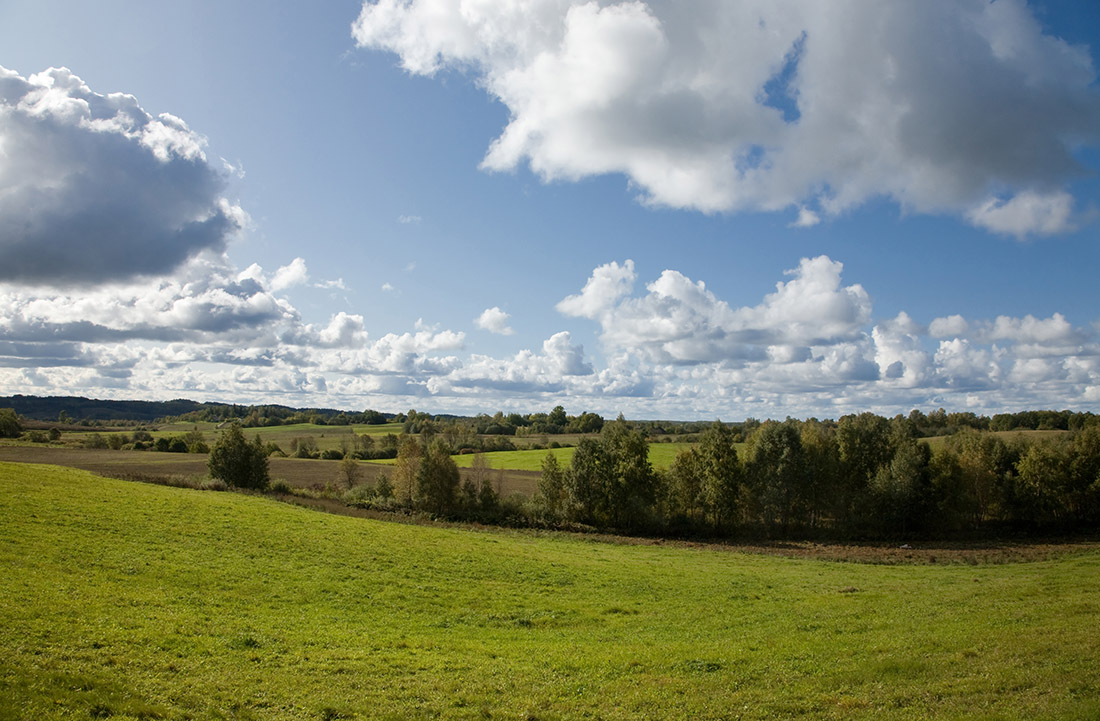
xmin=0 ymin=408 xmax=21 ymax=439
xmin=26 ymin=430 xmax=48 ymax=443
xmin=83 ymin=433 xmax=109 ymax=449
xmin=208 ymin=425 xmax=269 ymax=490
xmin=48 ymin=428 xmax=61 ymax=441
xmin=321 ymin=449 xmax=344 ymax=461
xmin=269 ymin=478 xmax=292 ymax=494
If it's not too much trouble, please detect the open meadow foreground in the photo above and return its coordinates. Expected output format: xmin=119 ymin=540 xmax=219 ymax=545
xmin=2 ymin=462 xmax=1098 ymax=720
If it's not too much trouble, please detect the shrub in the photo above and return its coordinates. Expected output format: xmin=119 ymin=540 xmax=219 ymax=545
xmin=321 ymin=449 xmax=344 ymax=461
xmin=269 ymin=478 xmax=292 ymax=494
xmin=342 ymin=484 xmax=376 ymax=507
xmin=48 ymin=428 xmax=61 ymax=441
xmin=83 ymin=433 xmax=109 ymax=449
xmin=26 ymin=430 xmax=49 ymax=443
xmin=208 ymin=425 xmax=269 ymax=490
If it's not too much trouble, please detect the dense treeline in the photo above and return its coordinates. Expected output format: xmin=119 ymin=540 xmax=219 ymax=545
xmin=533 ymin=414 xmax=1100 ymax=539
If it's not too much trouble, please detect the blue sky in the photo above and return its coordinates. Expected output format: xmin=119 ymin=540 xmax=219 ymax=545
xmin=1 ymin=0 xmax=1098 ymax=420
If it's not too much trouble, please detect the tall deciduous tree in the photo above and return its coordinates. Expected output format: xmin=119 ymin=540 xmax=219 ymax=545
xmin=416 ymin=440 xmax=459 ymax=515
xmin=601 ymin=415 xmax=656 ymax=528
xmin=392 ymin=435 xmax=422 ymax=505
xmin=747 ymin=420 xmax=806 ymax=533
xmin=538 ymin=452 xmax=567 ymax=519
xmin=698 ymin=421 xmax=741 ymax=529
xmin=566 ymin=437 xmax=612 ymax=524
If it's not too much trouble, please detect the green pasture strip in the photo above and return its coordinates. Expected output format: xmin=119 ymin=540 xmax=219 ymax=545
xmin=1 ymin=461 xmax=1098 ymax=721
xmin=921 ymin=429 xmax=1072 ymax=449
xmin=374 ymin=443 xmax=699 ymax=471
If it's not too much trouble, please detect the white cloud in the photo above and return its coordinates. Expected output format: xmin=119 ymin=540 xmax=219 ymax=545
xmin=0 ymin=66 xmax=244 ymax=284
xmin=791 ymin=207 xmax=821 ymax=228
xmin=381 ymin=282 xmax=394 ymax=292
xmin=270 ymin=258 xmax=310 ymax=291
xmin=872 ymin=312 xmax=931 ymax=387
xmin=966 ymin=190 xmax=1076 ymax=238
xmin=317 ymin=312 xmax=368 ymax=348
xmin=556 ymin=259 xmax=636 ymax=319
xmin=988 ymin=312 xmax=1077 ymax=344
xmin=929 ymin=314 xmax=970 ymax=338
xmin=475 ymin=306 xmax=514 ymax=335
xmin=354 ymin=0 xmax=1100 ymax=231
xmin=398 ymin=214 xmax=422 ymax=224
xmin=433 ymin=331 xmax=591 ymax=394
xmin=564 ymin=255 xmax=870 ymax=365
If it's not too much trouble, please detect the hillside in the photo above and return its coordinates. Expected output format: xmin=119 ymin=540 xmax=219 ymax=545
xmin=1 ymin=462 xmax=1098 ymax=720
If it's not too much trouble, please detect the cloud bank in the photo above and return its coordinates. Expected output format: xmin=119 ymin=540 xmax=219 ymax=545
xmin=354 ymin=0 xmax=1100 ymax=236
xmin=2 ymin=248 xmax=1097 ymax=418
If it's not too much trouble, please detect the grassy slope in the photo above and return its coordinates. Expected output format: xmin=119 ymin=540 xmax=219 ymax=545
xmin=2 ymin=463 xmax=1099 ymax=721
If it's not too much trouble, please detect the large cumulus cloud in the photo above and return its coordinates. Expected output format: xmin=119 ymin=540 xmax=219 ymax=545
xmin=0 ymin=66 xmax=244 ymax=284
xmin=354 ymin=0 xmax=1100 ymax=236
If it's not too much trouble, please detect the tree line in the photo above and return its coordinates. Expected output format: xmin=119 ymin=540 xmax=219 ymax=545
xmin=534 ymin=414 xmax=1100 ymax=539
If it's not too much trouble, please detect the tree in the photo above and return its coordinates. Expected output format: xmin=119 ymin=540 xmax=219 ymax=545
xmin=566 ymin=437 xmax=612 ymax=524
xmin=601 ymin=415 xmax=656 ymax=528
xmin=337 ymin=456 xmax=361 ymax=490
xmin=868 ymin=436 xmax=932 ymax=536
xmin=548 ymin=405 xmax=567 ymax=429
xmin=208 ymin=424 xmax=269 ymax=490
xmin=948 ymin=428 xmax=1013 ymax=527
xmin=836 ymin=412 xmax=893 ymax=527
xmin=469 ymin=452 xmax=497 ymax=511
xmin=697 ymin=421 xmax=741 ymax=529
xmin=0 ymin=408 xmax=21 ymax=439
xmin=415 ymin=440 xmax=459 ymax=515
xmin=538 ymin=452 xmax=567 ymax=519
xmin=747 ymin=420 xmax=806 ymax=533
xmin=799 ymin=419 xmax=840 ymax=528
xmin=392 ymin=436 xmax=422 ymax=505
xmin=667 ymin=448 xmax=704 ymax=522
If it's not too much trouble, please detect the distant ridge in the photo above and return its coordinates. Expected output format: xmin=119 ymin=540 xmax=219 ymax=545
xmin=0 ymin=395 xmax=348 ymax=422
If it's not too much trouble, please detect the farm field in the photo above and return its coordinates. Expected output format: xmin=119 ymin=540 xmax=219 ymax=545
xmin=2 ymin=462 xmax=1099 ymax=720
xmin=0 ymin=444 xmax=539 ymax=499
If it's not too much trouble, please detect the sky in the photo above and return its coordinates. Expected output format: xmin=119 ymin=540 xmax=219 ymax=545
xmin=1 ymin=0 xmax=1099 ymax=421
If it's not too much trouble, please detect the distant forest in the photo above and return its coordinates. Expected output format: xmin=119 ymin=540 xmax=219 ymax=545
xmin=0 ymin=395 xmax=392 ymax=425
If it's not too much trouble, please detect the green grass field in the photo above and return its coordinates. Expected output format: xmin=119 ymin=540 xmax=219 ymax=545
xmin=378 ymin=442 xmax=701 ymax=472
xmin=2 ymin=462 xmax=1099 ymax=720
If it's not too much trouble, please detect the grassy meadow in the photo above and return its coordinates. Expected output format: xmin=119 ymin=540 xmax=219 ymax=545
xmin=374 ymin=442 xmax=700 ymax=472
xmin=2 ymin=462 xmax=1099 ymax=720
